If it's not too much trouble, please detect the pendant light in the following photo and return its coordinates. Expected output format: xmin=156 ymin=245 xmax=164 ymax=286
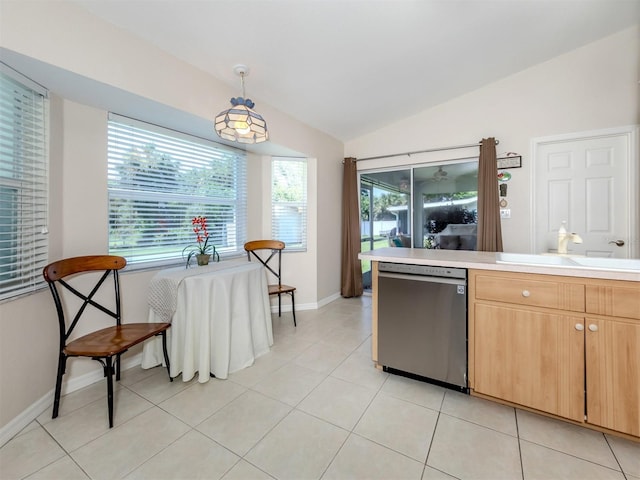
xmin=214 ymin=64 xmax=269 ymax=144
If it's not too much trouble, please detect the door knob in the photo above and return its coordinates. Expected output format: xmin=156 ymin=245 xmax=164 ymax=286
xmin=575 ymin=323 xmax=584 ymax=331
xmin=608 ymin=240 xmax=625 ymax=247
xmin=588 ymin=324 xmax=598 ymax=332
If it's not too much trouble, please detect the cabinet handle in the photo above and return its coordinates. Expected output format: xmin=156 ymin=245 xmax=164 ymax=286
xmin=575 ymin=323 xmax=584 ymax=331
xmin=522 ymin=290 xmax=531 ymax=297
xmin=588 ymin=324 xmax=598 ymax=332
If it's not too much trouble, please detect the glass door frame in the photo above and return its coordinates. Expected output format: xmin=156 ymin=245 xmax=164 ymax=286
xmin=359 ymin=182 xmax=374 ymax=289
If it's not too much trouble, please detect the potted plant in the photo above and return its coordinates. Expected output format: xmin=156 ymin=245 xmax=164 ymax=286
xmin=182 ymin=216 xmax=220 ymax=267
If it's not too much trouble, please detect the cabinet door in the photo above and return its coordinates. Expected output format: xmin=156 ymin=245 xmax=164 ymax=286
xmin=474 ymin=303 xmax=585 ymax=421
xmin=586 ymin=317 xmax=640 ymax=437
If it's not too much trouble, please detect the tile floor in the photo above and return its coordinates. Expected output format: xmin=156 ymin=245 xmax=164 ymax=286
xmin=1 ymin=296 xmax=639 ymax=480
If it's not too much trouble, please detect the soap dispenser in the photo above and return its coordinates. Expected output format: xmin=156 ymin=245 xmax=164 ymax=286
xmin=557 ymin=221 xmax=568 ymax=254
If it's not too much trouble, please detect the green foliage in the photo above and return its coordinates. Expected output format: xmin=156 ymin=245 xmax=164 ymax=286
xmin=109 ymin=143 xmax=237 ymax=254
xmin=360 ymin=190 xmax=370 ymax=221
xmin=425 ymin=206 xmax=476 ymax=234
xmin=182 ymin=236 xmax=220 ymax=268
xmin=272 ymin=160 xmax=305 ymax=202
xmin=423 ymin=191 xmax=477 ymax=202
xmin=373 ymin=193 xmax=406 ymax=220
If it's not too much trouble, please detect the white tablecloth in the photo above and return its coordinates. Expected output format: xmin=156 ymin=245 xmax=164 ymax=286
xmin=141 ymin=260 xmax=273 ymax=382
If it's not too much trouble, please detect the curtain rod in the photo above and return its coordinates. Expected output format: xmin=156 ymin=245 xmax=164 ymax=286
xmin=354 ymin=139 xmax=499 ymax=162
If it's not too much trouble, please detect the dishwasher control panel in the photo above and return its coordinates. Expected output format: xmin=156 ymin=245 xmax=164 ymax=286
xmin=379 ymin=262 xmax=466 ymax=280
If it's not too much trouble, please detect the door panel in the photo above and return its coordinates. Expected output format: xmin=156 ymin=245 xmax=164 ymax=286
xmin=534 ymin=130 xmax=633 ymax=258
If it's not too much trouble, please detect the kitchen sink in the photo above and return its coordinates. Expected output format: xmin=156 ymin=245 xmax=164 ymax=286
xmin=569 ymin=256 xmax=640 ymax=272
xmin=496 ymin=253 xmax=574 ymax=267
xmin=497 ymin=252 xmax=640 ymax=273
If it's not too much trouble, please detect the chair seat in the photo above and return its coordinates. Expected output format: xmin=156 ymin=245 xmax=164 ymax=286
xmin=64 ymin=323 xmax=171 ymax=357
xmin=268 ymin=284 xmax=296 ymax=296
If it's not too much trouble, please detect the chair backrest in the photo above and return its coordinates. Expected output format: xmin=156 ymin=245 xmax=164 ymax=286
xmin=43 ymin=255 xmax=127 ymax=347
xmin=244 ymin=240 xmax=285 ymax=286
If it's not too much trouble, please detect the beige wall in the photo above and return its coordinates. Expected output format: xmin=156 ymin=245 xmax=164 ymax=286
xmin=346 ymin=26 xmax=640 ymax=254
xmin=0 ymin=0 xmax=343 ymax=432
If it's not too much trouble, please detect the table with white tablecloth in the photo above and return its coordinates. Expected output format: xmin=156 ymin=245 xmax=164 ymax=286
xmin=141 ymin=259 xmax=273 ymax=382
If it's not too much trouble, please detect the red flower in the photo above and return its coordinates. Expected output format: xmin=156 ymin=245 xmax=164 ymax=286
xmin=183 ymin=215 xmax=219 ymax=266
xmin=191 ymin=216 xmax=209 ymax=244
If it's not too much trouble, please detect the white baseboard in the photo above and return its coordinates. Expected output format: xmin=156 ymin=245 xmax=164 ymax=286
xmin=0 ymin=353 xmax=142 ymax=447
xmin=317 ymin=291 xmax=341 ymax=308
xmin=268 ymin=291 xmax=341 ymax=314
xmin=0 ymin=390 xmax=53 ymax=448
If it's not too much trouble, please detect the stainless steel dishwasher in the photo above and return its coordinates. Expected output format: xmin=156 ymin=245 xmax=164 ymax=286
xmin=377 ymin=262 xmax=468 ymax=392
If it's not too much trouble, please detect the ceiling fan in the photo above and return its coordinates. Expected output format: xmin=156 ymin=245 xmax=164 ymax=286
xmin=431 ymin=166 xmax=449 ymax=182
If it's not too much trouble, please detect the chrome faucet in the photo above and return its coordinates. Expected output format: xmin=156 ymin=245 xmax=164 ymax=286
xmin=558 ymin=221 xmax=583 ymax=254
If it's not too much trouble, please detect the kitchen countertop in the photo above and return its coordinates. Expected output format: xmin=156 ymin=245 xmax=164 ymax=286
xmin=359 ymin=248 xmax=640 ymax=282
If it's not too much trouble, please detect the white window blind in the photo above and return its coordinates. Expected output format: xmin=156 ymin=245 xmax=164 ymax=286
xmin=108 ymin=114 xmax=247 ymax=266
xmin=0 ymin=66 xmax=49 ymax=301
xmin=271 ymin=157 xmax=307 ymax=251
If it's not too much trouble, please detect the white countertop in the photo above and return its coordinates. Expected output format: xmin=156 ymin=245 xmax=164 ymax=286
xmin=359 ymin=248 xmax=640 ymax=282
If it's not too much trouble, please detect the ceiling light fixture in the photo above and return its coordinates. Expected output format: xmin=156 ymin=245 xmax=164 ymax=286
xmin=433 ymin=166 xmax=448 ymax=182
xmin=214 ymin=64 xmax=269 ymax=144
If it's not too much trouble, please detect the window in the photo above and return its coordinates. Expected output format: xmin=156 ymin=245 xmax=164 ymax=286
xmin=359 ymin=159 xmax=478 ymax=255
xmin=0 ymin=66 xmax=48 ymax=301
xmin=108 ymin=114 xmax=247 ymax=266
xmin=271 ymin=157 xmax=307 ymax=250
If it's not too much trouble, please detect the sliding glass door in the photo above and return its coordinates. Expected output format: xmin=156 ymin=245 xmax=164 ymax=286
xmin=413 ymin=160 xmax=478 ymax=250
xmin=359 ymin=170 xmax=411 ymax=289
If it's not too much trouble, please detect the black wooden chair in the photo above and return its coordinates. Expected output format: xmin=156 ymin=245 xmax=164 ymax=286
xmin=43 ymin=255 xmax=172 ymax=428
xmin=244 ymin=240 xmax=297 ymax=326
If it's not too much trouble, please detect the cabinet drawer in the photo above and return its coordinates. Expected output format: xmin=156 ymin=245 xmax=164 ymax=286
xmin=586 ymin=281 xmax=640 ymax=320
xmin=474 ymin=272 xmax=585 ymax=312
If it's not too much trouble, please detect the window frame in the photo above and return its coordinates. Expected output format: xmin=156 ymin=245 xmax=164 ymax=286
xmin=0 ymin=64 xmax=49 ymax=301
xmin=107 ymin=114 xmax=248 ymax=269
xmin=271 ymin=156 xmax=307 ymax=252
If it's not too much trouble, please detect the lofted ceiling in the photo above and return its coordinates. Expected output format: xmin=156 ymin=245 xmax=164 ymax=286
xmin=3 ymin=1 xmax=628 ymax=143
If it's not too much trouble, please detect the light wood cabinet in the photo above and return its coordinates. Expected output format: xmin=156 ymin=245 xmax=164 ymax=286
xmin=470 ymin=271 xmax=585 ymax=422
xmin=474 ymin=271 xmax=585 ymax=311
xmin=584 ymin=279 xmax=640 ymax=437
xmin=469 ymin=270 xmax=640 ymax=438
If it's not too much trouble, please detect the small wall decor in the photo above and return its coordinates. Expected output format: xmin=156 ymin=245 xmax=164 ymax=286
xmin=497 ymin=152 xmax=522 ymax=169
xmin=497 ymin=171 xmax=512 ymax=182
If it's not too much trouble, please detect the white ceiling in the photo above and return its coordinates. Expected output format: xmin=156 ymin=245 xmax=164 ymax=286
xmin=47 ymin=1 xmax=640 ymax=141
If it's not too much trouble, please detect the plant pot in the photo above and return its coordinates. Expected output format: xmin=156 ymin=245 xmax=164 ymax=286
xmin=196 ymin=254 xmax=210 ymax=266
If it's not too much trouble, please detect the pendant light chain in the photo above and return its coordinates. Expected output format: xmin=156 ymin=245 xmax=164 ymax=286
xmin=240 ymin=72 xmax=246 ymax=98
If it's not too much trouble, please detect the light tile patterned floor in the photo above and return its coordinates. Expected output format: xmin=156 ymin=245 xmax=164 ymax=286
xmin=1 ymin=296 xmax=639 ymax=480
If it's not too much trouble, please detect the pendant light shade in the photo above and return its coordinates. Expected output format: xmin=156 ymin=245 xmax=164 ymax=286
xmin=214 ymin=65 xmax=269 ymax=144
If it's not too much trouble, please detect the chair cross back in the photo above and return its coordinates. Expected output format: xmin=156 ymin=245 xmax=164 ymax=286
xmin=244 ymin=240 xmax=297 ymax=326
xmin=43 ymin=255 xmax=172 ymax=428
xmin=246 ymin=245 xmax=282 ymax=284
xmin=44 ymin=257 xmax=125 ymax=344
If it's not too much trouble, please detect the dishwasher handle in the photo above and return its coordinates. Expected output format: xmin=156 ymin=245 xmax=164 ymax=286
xmin=378 ymin=271 xmax=466 ymax=286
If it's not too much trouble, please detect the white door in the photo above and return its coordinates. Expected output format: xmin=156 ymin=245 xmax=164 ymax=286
xmin=533 ymin=127 xmax=637 ymax=258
